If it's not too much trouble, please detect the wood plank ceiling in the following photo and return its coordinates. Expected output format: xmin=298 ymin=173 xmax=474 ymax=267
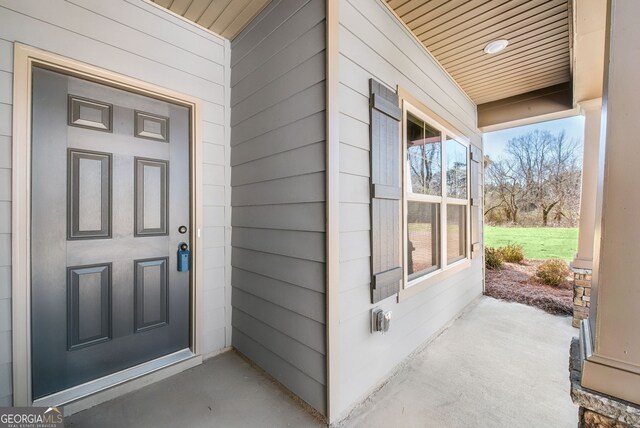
xmin=386 ymin=0 xmax=571 ymax=105
xmin=152 ymin=0 xmax=272 ymax=39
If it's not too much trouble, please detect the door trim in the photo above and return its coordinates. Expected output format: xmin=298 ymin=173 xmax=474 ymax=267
xmin=11 ymin=43 xmax=204 ymax=406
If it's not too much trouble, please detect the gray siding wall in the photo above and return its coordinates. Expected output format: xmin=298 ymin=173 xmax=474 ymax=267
xmin=337 ymin=0 xmax=484 ymax=417
xmin=0 ymin=0 xmax=231 ymax=406
xmin=229 ymin=0 xmax=327 ymax=415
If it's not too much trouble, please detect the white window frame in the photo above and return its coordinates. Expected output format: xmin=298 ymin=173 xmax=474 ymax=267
xmin=400 ymin=100 xmax=471 ymax=298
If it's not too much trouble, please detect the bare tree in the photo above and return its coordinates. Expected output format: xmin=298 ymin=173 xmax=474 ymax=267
xmin=490 ymin=129 xmax=581 ymax=226
xmin=485 ymin=160 xmax=525 ymax=223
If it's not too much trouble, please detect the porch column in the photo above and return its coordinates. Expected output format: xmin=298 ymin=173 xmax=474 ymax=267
xmin=572 ymin=98 xmax=601 ymax=271
xmin=579 ymin=0 xmax=640 ymax=407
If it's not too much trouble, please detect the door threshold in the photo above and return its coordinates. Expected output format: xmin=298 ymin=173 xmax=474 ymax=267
xmin=34 ymin=349 xmax=201 ymax=415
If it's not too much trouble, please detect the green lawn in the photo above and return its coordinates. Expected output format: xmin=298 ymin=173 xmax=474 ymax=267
xmin=484 ymin=226 xmax=578 ymax=261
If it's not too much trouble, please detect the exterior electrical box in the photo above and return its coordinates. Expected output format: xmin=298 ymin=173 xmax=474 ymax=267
xmin=371 ymin=309 xmax=392 ymax=334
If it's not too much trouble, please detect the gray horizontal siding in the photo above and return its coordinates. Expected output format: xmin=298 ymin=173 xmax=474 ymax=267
xmin=232 ymin=328 xmax=326 ymax=413
xmin=230 ymin=0 xmax=326 ymax=416
xmin=232 ymin=203 xmax=325 ymax=232
xmin=336 ymin=0 xmax=483 ymax=417
xmin=232 ymin=248 xmax=325 ymax=294
xmin=0 ymin=0 xmax=231 ymax=405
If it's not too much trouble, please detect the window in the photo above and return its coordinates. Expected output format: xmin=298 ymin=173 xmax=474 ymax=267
xmin=403 ymin=105 xmax=470 ymax=287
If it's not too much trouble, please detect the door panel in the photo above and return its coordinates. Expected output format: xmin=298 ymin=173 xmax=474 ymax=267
xmin=31 ymin=67 xmax=191 ymax=399
xmin=68 ymin=149 xmax=112 ymax=239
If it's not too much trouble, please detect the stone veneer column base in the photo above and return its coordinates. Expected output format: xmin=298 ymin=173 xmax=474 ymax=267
xmin=572 ymin=267 xmax=593 ymax=328
xmin=570 ymin=339 xmax=640 ymax=428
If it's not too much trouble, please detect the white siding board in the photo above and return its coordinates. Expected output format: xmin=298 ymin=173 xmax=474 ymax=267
xmin=0 ymin=362 xmax=11 ymax=399
xmin=339 ymin=257 xmax=371 ymax=294
xmin=203 ymin=186 xmax=225 ymax=207
xmin=0 ymin=203 xmax=9 ymax=234
xmin=0 ymin=331 xmax=10 ymax=364
xmin=70 ymin=0 xmax=226 ymax=55
xmin=340 ymin=203 xmax=369 ymax=233
xmin=202 ymin=121 xmax=225 ymax=145
xmin=0 ymin=267 xmax=10 ymax=300
xmin=339 ymin=143 xmax=368 ymax=177
xmin=0 ymin=298 xmax=10 ymax=332
xmin=200 ymin=327 xmax=226 ymax=356
xmin=231 ymin=142 xmax=325 ymax=186
xmin=0 ymin=137 xmax=10 ymax=168
xmin=0 ymin=104 xmax=11 ymax=136
xmin=1 ymin=1 xmax=225 ymax=84
xmin=203 ymin=247 xmax=226 ymax=269
xmin=340 ymin=283 xmax=480 ymax=408
xmin=203 ymin=267 xmax=225 ymax=293
xmin=201 ymin=102 xmax=225 ymax=126
xmin=203 ymin=226 xmax=225 ymax=249
xmin=0 ymin=73 xmax=11 ymax=105
xmin=0 ymin=172 xmax=8 ymax=202
xmin=125 ymin=0 xmax=226 ymax=44
xmin=203 ymin=142 xmax=225 ymax=166
xmin=336 ymin=0 xmax=483 ymax=417
xmin=341 ymin=270 xmax=478 ymax=368
xmin=0 ymin=235 xmax=8 ymax=268
xmin=339 ymin=113 xmax=369 ymax=151
xmin=232 ymin=203 xmax=325 ymax=232
xmin=339 ymin=173 xmax=369 ymax=204
xmin=203 ymin=207 xmax=225 ymax=230
xmin=203 ymin=164 xmax=225 ymax=185
xmin=339 ymin=83 xmax=369 ymax=124
xmin=0 ymin=10 xmax=225 ymax=106
xmin=0 ymin=40 xmax=12 ymax=72
xmin=340 ymin=231 xmax=370 ymax=263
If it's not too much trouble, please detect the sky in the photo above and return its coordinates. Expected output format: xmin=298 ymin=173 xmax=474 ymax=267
xmin=483 ymin=115 xmax=585 ymax=162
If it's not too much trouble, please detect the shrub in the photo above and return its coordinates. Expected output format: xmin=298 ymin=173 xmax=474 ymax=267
xmin=485 ymin=247 xmax=503 ymax=270
xmin=535 ymin=259 xmax=569 ymax=287
xmin=499 ymin=244 xmax=525 ymax=263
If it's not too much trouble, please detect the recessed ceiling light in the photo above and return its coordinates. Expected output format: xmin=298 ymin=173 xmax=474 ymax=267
xmin=484 ymin=39 xmax=509 ymax=54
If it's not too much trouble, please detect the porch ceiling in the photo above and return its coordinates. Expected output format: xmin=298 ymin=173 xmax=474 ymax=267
xmin=152 ymin=0 xmax=272 ymax=39
xmin=386 ymin=0 xmax=572 ymax=105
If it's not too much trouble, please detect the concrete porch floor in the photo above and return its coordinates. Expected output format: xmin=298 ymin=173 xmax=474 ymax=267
xmin=67 ymin=297 xmax=577 ymax=427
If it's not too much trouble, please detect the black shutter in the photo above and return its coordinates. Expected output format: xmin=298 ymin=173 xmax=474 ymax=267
xmin=470 ymin=145 xmax=482 ymax=258
xmin=369 ymin=79 xmax=402 ymax=303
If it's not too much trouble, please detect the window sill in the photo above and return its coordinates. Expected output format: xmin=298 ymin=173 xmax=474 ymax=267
xmin=398 ymin=258 xmax=472 ymax=302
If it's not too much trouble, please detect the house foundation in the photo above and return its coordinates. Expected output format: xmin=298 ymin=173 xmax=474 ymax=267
xmin=570 ymin=339 xmax=640 ymax=428
xmin=572 ymin=268 xmax=592 ymax=328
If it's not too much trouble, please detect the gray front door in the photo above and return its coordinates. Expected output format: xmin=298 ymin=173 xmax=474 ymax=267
xmin=31 ymin=67 xmax=191 ymax=399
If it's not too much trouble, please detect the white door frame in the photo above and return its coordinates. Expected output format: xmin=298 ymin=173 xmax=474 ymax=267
xmin=11 ymin=43 xmax=204 ymax=409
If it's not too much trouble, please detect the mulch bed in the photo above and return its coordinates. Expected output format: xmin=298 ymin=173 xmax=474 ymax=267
xmin=484 ymin=260 xmax=573 ymax=316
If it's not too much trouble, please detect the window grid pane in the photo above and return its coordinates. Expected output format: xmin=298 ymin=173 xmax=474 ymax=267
xmin=407 ymin=201 xmax=440 ymax=280
xmin=447 ymin=204 xmax=467 ymax=264
xmin=406 ymin=113 xmax=441 ymax=196
xmin=446 ymin=138 xmax=467 ymax=199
